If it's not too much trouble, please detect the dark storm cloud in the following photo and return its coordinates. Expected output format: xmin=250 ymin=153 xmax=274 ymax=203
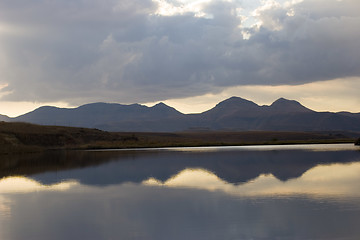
xmin=0 ymin=0 xmax=359 ymax=104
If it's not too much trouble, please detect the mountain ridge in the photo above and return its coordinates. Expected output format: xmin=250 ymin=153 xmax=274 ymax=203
xmin=0 ymin=114 xmax=11 ymax=122
xmin=2 ymin=97 xmax=360 ymax=132
xmin=268 ymin=98 xmax=313 ymax=113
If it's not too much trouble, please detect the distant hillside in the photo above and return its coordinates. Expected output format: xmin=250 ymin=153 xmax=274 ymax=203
xmin=0 ymin=121 xmax=118 ymax=154
xmin=14 ymin=102 xmax=186 ymax=132
xmin=0 ymin=122 xmax=355 ymax=154
xmin=337 ymin=112 xmax=360 ymax=119
xmin=0 ymin=114 xmax=10 ymax=122
xmin=4 ymin=97 xmax=360 ymax=132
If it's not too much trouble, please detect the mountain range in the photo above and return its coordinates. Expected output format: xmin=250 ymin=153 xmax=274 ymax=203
xmin=2 ymin=97 xmax=360 ymax=132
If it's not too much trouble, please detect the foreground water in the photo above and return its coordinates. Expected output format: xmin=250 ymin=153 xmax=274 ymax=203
xmin=0 ymin=144 xmax=360 ymax=240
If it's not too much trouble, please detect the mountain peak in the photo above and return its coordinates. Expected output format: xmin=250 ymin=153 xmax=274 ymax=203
xmin=202 ymin=97 xmax=260 ymax=118
xmin=151 ymin=102 xmax=183 ymax=115
xmin=216 ymin=96 xmax=258 ymax=108
xmin=152 ymin=102 xmax=169 ymax=108
xmin=270 ymin=98 xmax=312 ymax=113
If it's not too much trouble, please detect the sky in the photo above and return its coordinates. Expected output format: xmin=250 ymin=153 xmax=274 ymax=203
xmin=0 ymin=0 xmax=359 ymax=117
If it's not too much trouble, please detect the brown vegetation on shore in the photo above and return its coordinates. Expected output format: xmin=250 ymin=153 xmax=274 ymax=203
xmin=0 ymin=121 xmax=356 ymax=154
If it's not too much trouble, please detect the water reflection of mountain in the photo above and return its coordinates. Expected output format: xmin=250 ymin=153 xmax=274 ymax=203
xmin=1 ymin=147 xmax=360 ymax=186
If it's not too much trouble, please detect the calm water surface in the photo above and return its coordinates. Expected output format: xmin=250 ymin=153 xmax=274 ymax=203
xmin=1 ymin=143 xmax=360 ymax=240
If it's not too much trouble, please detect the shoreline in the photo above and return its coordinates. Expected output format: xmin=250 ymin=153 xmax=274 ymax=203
xmin=2 ymin=138 xmax=357 ymax=155
xmin=1 ymin=122 xmax=358 ymax=155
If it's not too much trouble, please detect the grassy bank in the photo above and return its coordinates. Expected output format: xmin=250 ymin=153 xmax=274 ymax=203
xmin=0 ymin=121 xmax=357 ymax=154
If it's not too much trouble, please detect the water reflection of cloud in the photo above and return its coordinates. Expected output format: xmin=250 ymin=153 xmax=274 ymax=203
xmin=3 ymin=175 xmax=360 ymax=240
xmin=143 ymin=162 xmax=360 ymax=198
xmin=0 ymin=195 xmax=12 ymax=237
xmin=0 ymin=195 xmax=11 ymax=216
xmin=2 ymin=161 xmax=360 ymax=198
xmin=0 ymin=177 xmax=80 ymax=231
xmin=0 ymin=177 xmax=79 ymax=194
xmin=1 ymin=162 xmax=360 ymax=240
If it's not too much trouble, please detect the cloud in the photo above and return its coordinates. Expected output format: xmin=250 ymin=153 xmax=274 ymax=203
xmin=0 ymin=0 xmax=359 ymax=105
xmin=144 ymin=77 xmax=360 ymax=114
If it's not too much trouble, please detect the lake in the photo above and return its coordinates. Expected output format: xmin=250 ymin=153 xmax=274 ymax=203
xmin=1 ymin=143 xmax=360 ymax=240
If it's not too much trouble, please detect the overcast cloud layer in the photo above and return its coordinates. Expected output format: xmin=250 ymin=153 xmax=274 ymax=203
xmin=0 ymin=0 xmax=359 ymax=105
